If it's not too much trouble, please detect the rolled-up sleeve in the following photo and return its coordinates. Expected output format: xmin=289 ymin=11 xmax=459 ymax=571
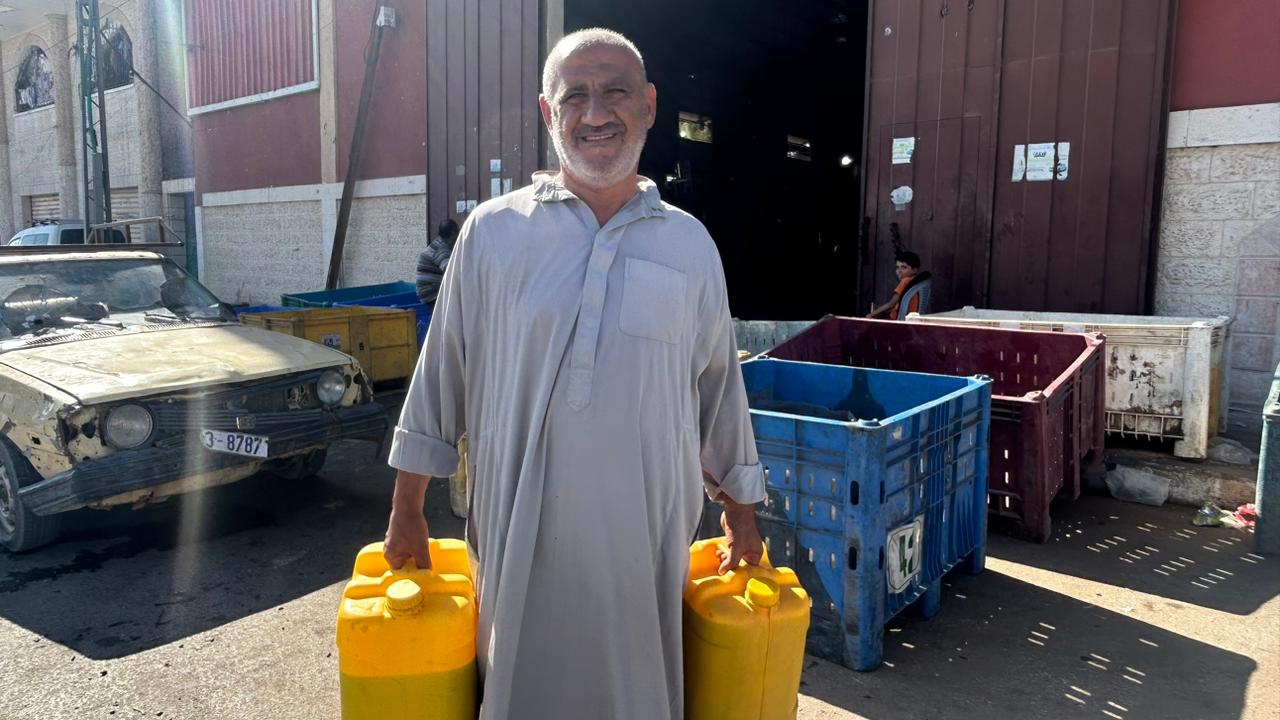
xmin=388 ymin=223 xmax=471 ymax=479
xmin=696 ymin=260 xmax=765 ymax=505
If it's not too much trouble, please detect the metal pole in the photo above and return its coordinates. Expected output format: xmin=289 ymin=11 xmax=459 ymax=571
xmin=76 ymin=0 xmax=113 ymax=242
xmin=78 ymin=1 xmax=93 ymax=232
xmin=92 ymin=0 xmax=112 ymax=224
xmin=325 ymin=7 xmax=390 ymax=290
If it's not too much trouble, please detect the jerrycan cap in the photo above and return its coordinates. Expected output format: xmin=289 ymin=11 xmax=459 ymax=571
xmin=745 ymin=577 xmax=780 ymax=608
xmin=386 ymin=579 xmax=424 ymax=613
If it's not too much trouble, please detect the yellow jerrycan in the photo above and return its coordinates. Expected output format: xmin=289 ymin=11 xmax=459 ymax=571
xmin=336 ymin=539 xmax=478 ymax=720
xmin=684 ymin=536 xmax=811 ymax=720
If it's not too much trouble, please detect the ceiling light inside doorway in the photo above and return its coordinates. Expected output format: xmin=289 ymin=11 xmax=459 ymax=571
xmin=786 ymin=135 xmax=812 ymax=162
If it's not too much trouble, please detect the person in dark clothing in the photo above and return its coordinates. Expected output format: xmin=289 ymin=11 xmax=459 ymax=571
xmin=416 ymin=219 xmax=459 ymax=305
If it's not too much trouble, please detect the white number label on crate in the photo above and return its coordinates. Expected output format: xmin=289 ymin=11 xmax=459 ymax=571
xmin=886 ymin=517 xmax=924 ymax=593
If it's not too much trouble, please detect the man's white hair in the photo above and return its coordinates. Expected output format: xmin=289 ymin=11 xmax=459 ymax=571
xmin=541 ymin=28 xmax=646 ymax=97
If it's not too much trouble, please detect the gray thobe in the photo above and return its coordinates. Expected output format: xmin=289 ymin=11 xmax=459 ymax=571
xmin=388 ymin=173 xmax=765 ymax=720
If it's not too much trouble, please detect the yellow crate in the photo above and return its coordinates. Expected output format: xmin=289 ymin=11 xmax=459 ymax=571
xmin=241 ymin=306 xmax=418 ymax=383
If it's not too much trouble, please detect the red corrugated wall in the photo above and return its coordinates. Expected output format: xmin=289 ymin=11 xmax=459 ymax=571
xmin=186 ymin=0 xmax=316 ymax=108
xmin=186 ymin=0 xmax=321 ymax=196
xmin=334 ymin=2 xmax=428 ymax=180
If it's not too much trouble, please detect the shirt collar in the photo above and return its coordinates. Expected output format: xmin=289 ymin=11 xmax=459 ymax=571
xmin=531 ymin=172 xmax=666 ymax=219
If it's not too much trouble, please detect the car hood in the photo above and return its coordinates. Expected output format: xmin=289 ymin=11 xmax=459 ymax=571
xmin=0 ymin=323 xmax=354 ymax=404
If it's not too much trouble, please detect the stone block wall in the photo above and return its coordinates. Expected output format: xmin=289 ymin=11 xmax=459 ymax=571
xmin=155 ymin=0 xmax=194 ymax=181
xmin=201 ymin=200 xmax=326 ymax=305
xmin=341 ymin=195 xmax=429 ymax=289
xmin=4 ymin=28 xmax=61 ymax=214
xmin=8 ymin=107 xmax=60 ymax=197
xmin=102 ymin=86 xmax=141 ymax=190
xmin=1156 ymin=103 xmax=1280 ymax=447
xmin=198 ymin=185 xmax=429 ymax=305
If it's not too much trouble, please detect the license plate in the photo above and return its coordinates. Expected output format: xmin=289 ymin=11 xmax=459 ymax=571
xmin=201 ymin=429 xmax=269 ymax=458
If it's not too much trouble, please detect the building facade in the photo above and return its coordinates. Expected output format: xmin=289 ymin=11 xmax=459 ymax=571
xmin=183 ymin=0 xmax=1277 ymax=442
xmin=1 ymin=0 xmax=194 ymax=255
xmin=189 ymin=0 xmax=422 ymax=304
xmin=187 ymin=0 xmax=540 ymax=306
xmin=1154 ymin=0 xmax=1280 ymax=445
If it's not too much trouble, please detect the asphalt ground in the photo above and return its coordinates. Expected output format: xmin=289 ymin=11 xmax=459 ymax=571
xmin=2 ymin=412 xmax=1276 ymax=719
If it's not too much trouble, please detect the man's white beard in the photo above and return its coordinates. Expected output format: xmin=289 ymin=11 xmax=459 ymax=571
xmin=550 ymin=117 xmax=646 ymax=191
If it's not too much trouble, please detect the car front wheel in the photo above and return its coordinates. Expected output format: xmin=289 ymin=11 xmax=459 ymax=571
xmin=0 ymin=439 xmax=62 ymax=552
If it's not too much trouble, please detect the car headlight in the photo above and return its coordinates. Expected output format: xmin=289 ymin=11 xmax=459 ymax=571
xmin=317 ymin=369 xmax=347 ymax=406
xmin=104 ymin=404 xmax=155 ymax=449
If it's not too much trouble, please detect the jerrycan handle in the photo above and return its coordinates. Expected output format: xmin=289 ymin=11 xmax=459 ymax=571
xmin=718 ymin=538 xmax=772 ymax=571
xmin=376 ymin=555 xmax=436 ymax=594
xmin=691 ymin=536 xmax=773 ymax=579
xmin=391 ymin=556 xmax=436 ymax=582
xmin=391 ymin=556 xmax=475 ymax=600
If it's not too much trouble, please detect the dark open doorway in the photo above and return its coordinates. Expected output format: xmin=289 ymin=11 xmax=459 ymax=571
xmin=565 ymin=1 xmax=869 ymax=319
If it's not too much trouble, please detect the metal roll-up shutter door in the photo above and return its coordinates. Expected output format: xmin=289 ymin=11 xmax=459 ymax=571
xmin=28 ymin=194 xmax=59 ymax=223
xmin=110 ymin=187 xmax=140 ymax=220
xmin=862 ymin=0 xmax=1174 ymax=314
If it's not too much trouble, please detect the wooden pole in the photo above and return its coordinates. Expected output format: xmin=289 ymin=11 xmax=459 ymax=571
xmin=326 ymin=7 xmax=389 ymax=290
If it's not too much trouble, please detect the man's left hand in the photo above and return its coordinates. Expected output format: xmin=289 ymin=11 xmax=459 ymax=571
xmin=717 ymin=497 xmax=764 ymax=575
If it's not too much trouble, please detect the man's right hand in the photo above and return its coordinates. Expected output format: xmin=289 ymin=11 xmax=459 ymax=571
xmin=384 ymin=471 xmax=432 ymax=570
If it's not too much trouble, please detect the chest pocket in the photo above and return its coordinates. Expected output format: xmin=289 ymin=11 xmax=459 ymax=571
xmin=618 ymin=258 xmax=687 ymax=345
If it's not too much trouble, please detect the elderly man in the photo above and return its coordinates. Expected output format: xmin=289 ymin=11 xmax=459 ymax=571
xmin=383 ymin=28 xmax=764 ymax=719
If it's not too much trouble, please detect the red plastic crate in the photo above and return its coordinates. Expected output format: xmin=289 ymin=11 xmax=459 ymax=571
xmin=763 ymin=316 xmax=1105 ymax=542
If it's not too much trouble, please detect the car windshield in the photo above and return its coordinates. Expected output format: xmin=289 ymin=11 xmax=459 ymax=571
xmin=0 ymin=257 xmax=233 ymax=338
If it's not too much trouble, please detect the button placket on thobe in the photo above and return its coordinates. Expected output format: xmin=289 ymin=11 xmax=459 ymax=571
xmin=561 ymin=195 xmax=662 ymax=411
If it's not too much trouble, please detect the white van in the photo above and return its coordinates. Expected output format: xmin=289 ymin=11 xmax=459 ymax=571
xmin=7 ymin=220 xmax=127 ymax=246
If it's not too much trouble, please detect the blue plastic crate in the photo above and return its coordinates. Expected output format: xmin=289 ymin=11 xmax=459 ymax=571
xmin=333 ymin=291 xmax=432 ymax=349
xmin=740 ymin=358 xmax=992 ymax=671
xmin=280 ymin=281 xmax=416 ymax=309
xmin=235 ymin=304 xmax=288 ymax=315
xmin=337 ymin=291 xmax=418 ymax=307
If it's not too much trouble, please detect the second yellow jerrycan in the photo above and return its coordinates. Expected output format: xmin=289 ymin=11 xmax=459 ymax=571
xmin=336 ymin=539 xmax=478 ymax=720
xmin=684 ymin=536 xmax=811 ymax=720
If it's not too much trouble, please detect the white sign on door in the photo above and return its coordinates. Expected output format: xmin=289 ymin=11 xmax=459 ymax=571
xmin=1025 ymin=142 xmax=1056 ymax=182
xmin=1056 ymin=142 xmax=1071 ymax=181
xmin=892 ymin=137 xmax=916 ymax=165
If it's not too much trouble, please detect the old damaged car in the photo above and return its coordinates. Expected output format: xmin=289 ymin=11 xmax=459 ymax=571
xmin=0 ymin=244 xmax=388 ymax=552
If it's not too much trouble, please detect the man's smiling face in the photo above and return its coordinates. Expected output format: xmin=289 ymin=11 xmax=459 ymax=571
xmin=541 ymin=43 xmax=656 ymax=191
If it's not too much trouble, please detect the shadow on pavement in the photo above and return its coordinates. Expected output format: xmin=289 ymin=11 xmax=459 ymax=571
xmin=0 ymin=439 xmax=463 ymax=660
xmin=799 ymin=568 xmax=1257 ymax=720
xmin=990 ymin=494 xmax=1280 ymax=616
